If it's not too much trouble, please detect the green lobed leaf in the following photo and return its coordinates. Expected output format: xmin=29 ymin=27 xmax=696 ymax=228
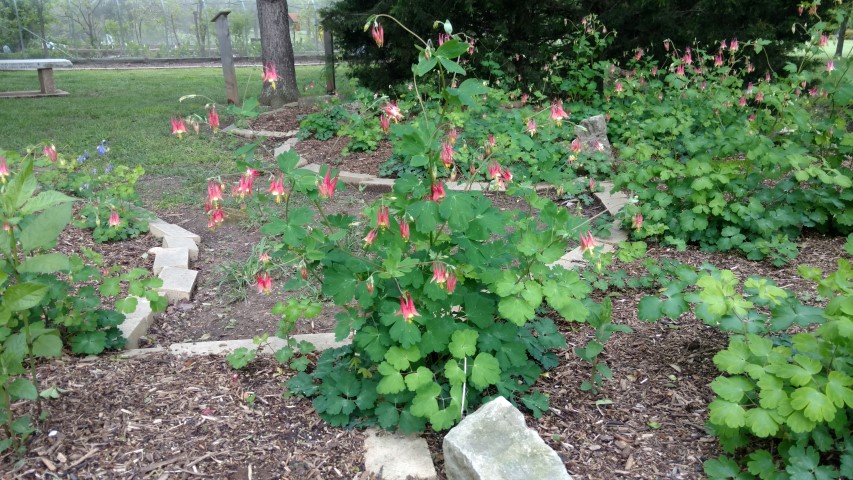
xmin=377 ymin=362 xmax=405 ymax=395
xmin=744 ymin=408 xmax=779 ymax=438
xmin=410 ymin=382 xmax=441 ymax=418
xmin=8 ymin=378 xmax=38 ymax=400
xmin=448 ymin=329 xmax=478 ymax=359
xmin=498 ymin=296 xmax=535 ymax=326
xmin=17 ymin=253 xmax=70 ymax=274
xmin=469 ymin=352 xmax=501 ymax=389
xmin=711 ymin=376 xmax=755 ymax=403
xmin=3 ymin=282 xmax=48 ymax=312
xmin=19 ymin=201 xmax=72 ymax=253
xmin=825 ymin=371 xmax=853 ymax=408
xmin=405 ymin=366 xmax=434 ymax=392
xmin=709 ymin=399 xmax=747 ymax=428
xmin=790 ymin=386 xmax=836 ymax=423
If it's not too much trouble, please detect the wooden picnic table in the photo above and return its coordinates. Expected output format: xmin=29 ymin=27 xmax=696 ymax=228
xmin=0 ymin=59 xmax=73 ymax=98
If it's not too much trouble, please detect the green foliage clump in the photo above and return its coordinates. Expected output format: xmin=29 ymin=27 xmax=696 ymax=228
xmin=0 ymin=152 xmax=166 ymax=454
xmin=610 ymin=22 xmax=852 ymax=265
xmin=701 ymin=261 xmax=853 ymax=480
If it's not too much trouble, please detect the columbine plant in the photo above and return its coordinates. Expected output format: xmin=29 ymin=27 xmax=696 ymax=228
xmin=205 ymin=16 xmax=610 ymax=432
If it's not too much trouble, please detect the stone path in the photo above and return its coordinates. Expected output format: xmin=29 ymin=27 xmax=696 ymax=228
xmin=121 ymin=122 xmax=632 ymax=479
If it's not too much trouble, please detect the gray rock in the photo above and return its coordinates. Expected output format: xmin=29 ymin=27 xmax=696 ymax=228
xmin=575 ymin=114 xmax=613 ymax=160
xmin=443 ymin=396 xmax=572 ymax=480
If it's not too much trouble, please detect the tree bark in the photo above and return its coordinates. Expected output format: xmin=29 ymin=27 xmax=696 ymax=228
xmin=836 ymin=12 xmax=850 ymax=58
xmin=256 ymin=0 xmax=299 ymax=107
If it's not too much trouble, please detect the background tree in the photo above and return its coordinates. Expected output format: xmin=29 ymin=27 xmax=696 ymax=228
xmin=257 ymin=0 xmax=299 ymax=106
xmin=62 ymin=0 xmax=105 ymax=48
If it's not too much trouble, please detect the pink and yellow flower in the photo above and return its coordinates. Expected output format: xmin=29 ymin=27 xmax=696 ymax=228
xmin=381 ymin=101 xmax=403 ymax=122
xmin=267 ymin=176 xmax=287 ymax=203
xmin=446 ymin=272 xmax=458 ymax=294
xmin=432 ymin=263 xmax=448 ymax=286
xmin=256 ymin=272 xmax=273 ymax=295
xmin=371 ymin=23 xmax=384 ymax=48
xmin=827 ymin=60 xmax=835 ymax=73
xmin=632 ymin=212 xmax=644 ymax=231
xmin=318 ymin=169 xmax=339 ymax=199
xmin=399 ymin=219 xmax=410 ymax=241
xmin=364 ymin=228 xmax=378 ymax=246
xmin=44 ymin=144 xmax=58 ymax=162
xmin=233 ymin=174 xmax=254 ymax=198
xmin=0 ymin=156 xmax=9 ymax=183
xmin=550 ymin=100 xmax=569 ymax=125
xmin=441 ymin=141 xmax=454 ymax=169
xmin=108 ymin=211 xmax=120 ymax=228
xmin=262 ymin=62 xmax=279 ymax=90
xmin=448 ymin=128 xmax=458 ymax=145
xmin=580 ymin=231 xmax=597 ymax=253
xmin=396 ymin=292 xmax=420 ymax=322
xmin=526 ymin=118 xmax=537 ymax=136
xmin=380 ymin=114 xmax=391 ymax=134
xmin=377 ymin=206 xmax=390 ymax=229
xmin=208 ymin=180 xmax=224 ymax=206
xmin=171 ymin=117 xmax=187 ymax=139
xmin=208 ymin=107 xmax=220 ymax=133
xmin=430 ymin=182 xmax=446 ymax=202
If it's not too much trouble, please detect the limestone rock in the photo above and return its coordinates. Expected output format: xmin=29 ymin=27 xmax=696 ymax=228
xmin=443 ymin=397 xmax=572 ymax=480
xmin=575 ymin=114 xmax=613 ymax=160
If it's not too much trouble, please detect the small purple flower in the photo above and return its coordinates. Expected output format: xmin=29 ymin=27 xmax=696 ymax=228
xmin=91 ymin=168 xmax=98 ymax=175
xmin=97 ymin=140 xmax=109 ymax=155
xmin=105 ymin=163 xmax=113 ymax=174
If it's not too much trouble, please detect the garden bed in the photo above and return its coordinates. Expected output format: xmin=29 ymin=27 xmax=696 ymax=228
xmin=3 ymin=234 xmax=847 ymax=478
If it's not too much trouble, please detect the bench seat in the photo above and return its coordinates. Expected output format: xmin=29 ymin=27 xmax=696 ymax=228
xmin=0 ymin=59 xmax=72 ymax=98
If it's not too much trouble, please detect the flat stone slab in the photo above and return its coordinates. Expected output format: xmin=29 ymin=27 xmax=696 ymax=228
xmin=118 ymin=296 xmax=153 ymax=350
xmin=152 ymin=247 xmax=190 ymax=275
xmin=163 ymin=236 xmax=199 ymax=261
xmin=595 ymin=181 xmax=631 ymax=215
xmin=549 ymin=243 xmax=615 ymax=270
xmin=444 ymin=397 xmax=572 ymax=480
xmin=600 ymin=222 xmax=629 ymax=244
xmin=149 ymin=222 xmax=201 ymax=243
xmin=157 ymin=266 xmax=198 ymax=303
xmin=0 ymin=59 xmax=73 ymax=70
xmin=364 ymin=428 xmax=437 ymax=480
xmin=168 ymin=333 xmax=351 ymax=356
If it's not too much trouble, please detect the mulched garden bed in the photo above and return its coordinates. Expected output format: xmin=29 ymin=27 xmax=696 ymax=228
xmin=5 ymin=101 xmax=848 ymax=479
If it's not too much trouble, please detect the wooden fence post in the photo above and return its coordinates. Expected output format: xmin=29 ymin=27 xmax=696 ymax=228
xmin=211 ymin=10 xmax=240 ymax=105
xmin=324 ymin=28 xmax=336 ymax=95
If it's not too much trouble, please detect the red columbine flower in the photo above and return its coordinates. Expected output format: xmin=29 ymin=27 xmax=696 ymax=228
xmin=468 ymin=39 xmax=475 ymax=54
xmin=521 ymin=93 xmax=529 ymax=105
xmin=233 ymin=175 xmax=254 ymax=198
xmin=755 ymin=91 xmax=764 ymax=103
xmin=108 ymin=211 xmax=120 ymax=228
xmin=208 ymin=180 xmax=224 ymax=206
xmin=171 ymin=117 xmax=187 ymax=139
xmin=380 ymin=114 xmax=390 ymax=134
xmin=550 ymin=100 xmax=569 ymax=125
xmin=365 ymin=276 xmax=375 ymax=294
xmin=363 ymin=228 xmax=378 ymax=246
xmin=396 ymin=292 xmax=420 ymax=322
xmin=827 ymin=60 xmax=835 ymax=73
xmin=256 ymin=272 xmax=272 ymax=295
xmin=589 ymin=178 xmax=596 ymax=191
xmin=739 ymin=96 xmax=747 ymax=107
xmin=300 ymin=262 xmax=309 ymax=280
xmin=430 ymin=183 xmax=446 ymax=202
xmin=382 ymin=101 xmax=403 ymax=122
xmin=446 ymin=272 xmax=458 ymax=294
xmin=44 ymin=144 xmax=58 ymax=162
xmin=819 ymin=33 xmax=828 ymax=47
xmin=714 ymin=54 xmax=723 ymax=68
xmin=580 ymin=231 xmax=597 ymax=253
xmin=267 ymin=176 xmax=287 ymax=203
xmin=570 ymin=138 xmax=582 ymax=153
xmin=798 ymin=5 xmax=804 ymax=15
xmin=259 ymin=252 xmax=271 ymax=263
xmin=208 ymin=107 xmax=220 ymax=133
xmin=440 ymin=142 xmax=454 ymax=169
xmin=676 ymin=65 xmax=685 ymax=76
xmin=728 ymin=38 xmax=738 ymax=52
xmin=0 ymin=156 xmax=9 ymax=183
xmin=488 ymin=161 xmax=502 ymax=180
xmin=634 ymin=48 xmax=643 ymax=61
xmin=432 ymin=263 xmax=448 ymax=286
xmin=211 ymin=206 xmax=225 ymax=227
xmin=371 ymin=22 xmax=384 ymax=48
xmin=526 ymin=118 xmax=537 ymax=136
xmin=448 ymin=128 xmax=458 ymax=145
xmin=614 ymin=81 xmax=623 ymax=93
xmin=399 ymin=219 xmax=410 ymax=241
xmin=318 ymin=169 xmax=339 ymax=199
xmin=632 ymin=212 xmax=644 ymax=231
xmin=263 ymin=62 xmax=279 ymax=90
xmin=377 ymin=206 xmax=389 ymax=229
xmin=663 ymin=39 xmax=670 ymax=51
xmin=501 ymin=168 xmax=512 ymax=185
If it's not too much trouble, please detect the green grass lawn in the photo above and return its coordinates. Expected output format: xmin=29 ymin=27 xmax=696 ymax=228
xmin=0 ymin=65 xmax=334 ymax=172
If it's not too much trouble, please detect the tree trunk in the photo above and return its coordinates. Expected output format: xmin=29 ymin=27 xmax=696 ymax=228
xmin=836 ymin=12 xmax=850 ymax=58
xmin=257 ymin=0 xmax=299 ymax=107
